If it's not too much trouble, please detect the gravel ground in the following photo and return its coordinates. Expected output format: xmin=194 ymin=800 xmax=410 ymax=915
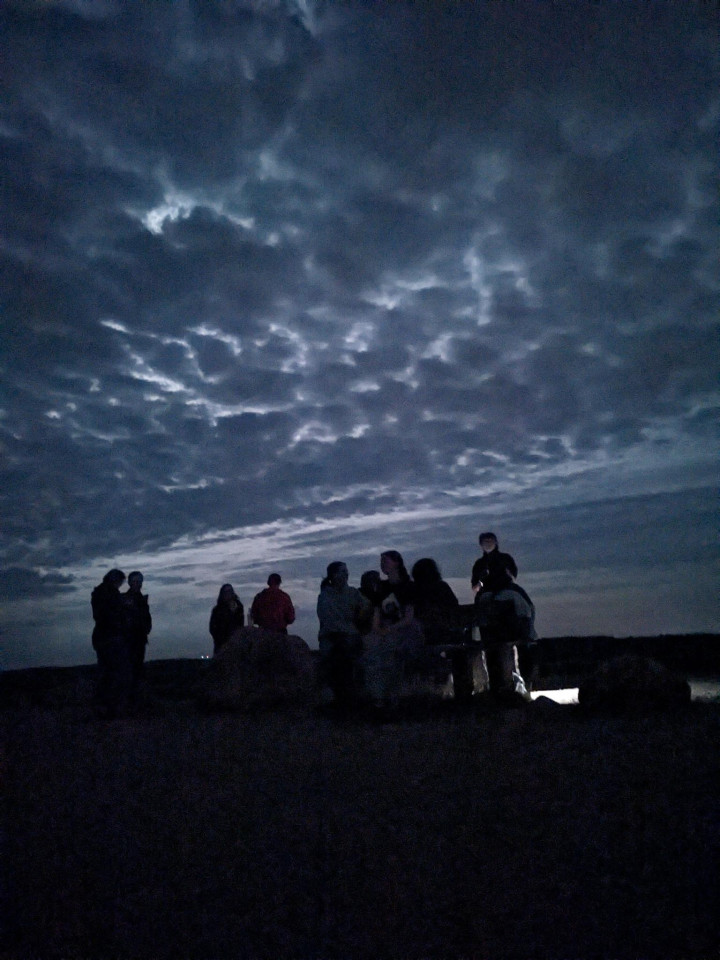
xmin=1 ymin=682 xmax=719 ymax=959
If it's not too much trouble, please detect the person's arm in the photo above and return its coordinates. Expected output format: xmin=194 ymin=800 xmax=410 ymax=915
xmin=285 ymin=595 xmax=296 ymax=626
xmin=317 ymin=590 xmax=332 ymax=631
xmin=440 ymin=581 xmax=459 ymax=606
xmin=209 ymin=607 xmax=220 ymax=642
xmin=351 ymin=591 xmax=371 ymax=626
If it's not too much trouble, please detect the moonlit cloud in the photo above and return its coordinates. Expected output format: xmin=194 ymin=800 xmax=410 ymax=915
xmin=0 ymin=0 xmax=717 ymax=667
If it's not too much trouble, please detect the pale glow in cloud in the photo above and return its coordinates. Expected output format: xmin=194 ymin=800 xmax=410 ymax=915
xmin=0 ymin=0 xmax=716 ymax=667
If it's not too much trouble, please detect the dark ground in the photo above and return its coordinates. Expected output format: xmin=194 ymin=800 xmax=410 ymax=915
xmin=1 ymin=660 xmax=719 ymax=960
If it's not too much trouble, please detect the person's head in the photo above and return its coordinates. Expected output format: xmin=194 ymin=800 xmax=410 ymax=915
xmin=411 ymin=557 xmax=442 ymax=585
xmin=217 ymin=583 xmax=237 ymax=604
xmin=127 ymin=571 xmax=144 ymax=593
xmin=380 ymin=550 xmax=409 ymax=580
xmin=479 ymin=532 xmax=498 ymax=553
xmin=103 ymin=568 xmax=126 ymax=589
xmin=360 ymin=569 xmax=381 ymax=596
xmin=325 ymin=561 xmax=348 ymax=589
xmin=267 ymin=573 xmax=282 ymax=588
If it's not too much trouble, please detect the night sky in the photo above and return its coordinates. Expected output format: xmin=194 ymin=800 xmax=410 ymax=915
xmin=1 ymin=0 xmax=718 ymax=669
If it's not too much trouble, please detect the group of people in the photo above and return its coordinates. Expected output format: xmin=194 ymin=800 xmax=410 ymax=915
xmin=316 ymin=532 xmax=537 ymax=709
xmin=208 ymin=574 xmax=296 ymax=653
xmin=91 ymin=531 xmax=536 ymax=715
xmin=90 ymin=569 xmax=152 ymax=718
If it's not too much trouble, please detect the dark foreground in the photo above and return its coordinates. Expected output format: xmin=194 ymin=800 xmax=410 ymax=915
xmin=1 ymin=664 xmax=719 ymax=959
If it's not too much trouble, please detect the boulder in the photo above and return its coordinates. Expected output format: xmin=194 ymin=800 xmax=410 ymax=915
xmin=198 ymin=627 xmax=317 ymax=711
xmin=578 ymin=654 xmax=691 ymax=712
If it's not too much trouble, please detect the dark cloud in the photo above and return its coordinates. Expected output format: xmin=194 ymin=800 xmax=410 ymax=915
xmin=0 ymin=568 xmax=76 ymax=601
xmin=0 ymin=1 xmax=717 ymax=665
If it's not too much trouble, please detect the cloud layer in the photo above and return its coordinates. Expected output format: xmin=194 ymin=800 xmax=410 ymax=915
xmin=1 ymin=1 xmax=718 ymax=666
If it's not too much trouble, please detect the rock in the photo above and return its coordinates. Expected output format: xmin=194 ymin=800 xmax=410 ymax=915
xmin=578 ymin=654 xmax=691 ymax=712
xmin=197 ymin=627 xmax=317 ymax=711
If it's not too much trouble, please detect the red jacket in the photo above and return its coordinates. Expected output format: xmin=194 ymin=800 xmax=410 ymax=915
xmin=250 ymin=586 xmax=295 ymax=633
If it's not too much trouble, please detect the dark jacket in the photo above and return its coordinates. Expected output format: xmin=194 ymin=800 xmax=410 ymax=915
xmin=412 ymin=579 xmax=461 ymax=645
xmin=376 ymin=578 xmax=416 ymax=624
xmin=471 ymin=550 xmax=518 ymax=593
xmin=209 ymin=601 xmax=245 ymax=652
xmin=123 ymin=591 xmax=152 ymax=645
xmin=91 ymin=582 xmax=127 ymax=649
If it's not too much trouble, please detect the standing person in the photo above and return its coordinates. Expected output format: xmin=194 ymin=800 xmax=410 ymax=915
xmin=410 ymin=557 xmax=461 ymax=646
xmin=475 ymin=572 xmax=537 ymax=700
xmin=471 ymin=532 xmax=518 ymax=595
xmin=209 ymin=584 xmax=244 ymax=654
xmin=357 ymin=570 xmax=382 ymax=635
xmin=249 ymin=573 xmax=295 ymax=634
xmin=123 ymin=571 xmax=152 ymax=703
xmin=363 ymin=550 xmax=424 ymax=709
xmin=316 ymin=562 xmax=371 ymax=707
xmin=91 ymin=568 xmax=131 ymax=718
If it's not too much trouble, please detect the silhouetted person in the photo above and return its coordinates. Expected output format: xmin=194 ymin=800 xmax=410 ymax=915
xmin=363 ymin=550 xmax=424 ymax=709
xmin=209 ymin=584 xmax=244 ymax=654
xmin=357 ymin=570 xmax=382 ymax=634
xmin=123 ymin=571 xmax=152 ymax=702
xmin=91 ymin=568 xmax=131 ymax=718
xmin=471 ymin=531 xmax=518 ymax=595
xmin=475 ymin=572 xmax=536 ymax=699
xmin=317 ymin=562 xmax=371 ymax=707
xmin=250 ymin=573 xmax=295 ymax=634
xmin=411 ymin=557 xmax=461 ymax=646
xmin=374 ymin=550 xmax=416 ymax=626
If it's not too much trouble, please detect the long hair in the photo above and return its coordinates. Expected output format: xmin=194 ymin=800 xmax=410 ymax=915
xmin=216 ymin=583 xmax=237 ymax=604
xmin=103 ymin=568 xmax=126 ymax=586
xmin=360 ymin=569 xmax=381 ymax=600
xmin=381 ymin=550 xmax=410 ymax=581
xmin=411 ymin=557 xmax=442 ymax=586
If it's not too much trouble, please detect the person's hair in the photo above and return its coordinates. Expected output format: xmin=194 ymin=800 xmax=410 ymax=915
xmin=479 ymin=531 xmax=498 ymax=545
xmin=321 ymin=561 xmax=346 ymax=590
xmin=103 ymin=568 xmax=126 ymax=586
xmin=411 ymin=557 xmax=442 ymax=585
xmin=128 ymin=571 xmax=143 ymax=583
xmin=381 ymin=550 xmax=410 ymax=581
xmin=267 ymin=573 xmax=282 ymax=586
xmin=360 ymin=569 xmax=381 ymax=595
xmin=217 ymin=583 xmax=237 ymax=603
